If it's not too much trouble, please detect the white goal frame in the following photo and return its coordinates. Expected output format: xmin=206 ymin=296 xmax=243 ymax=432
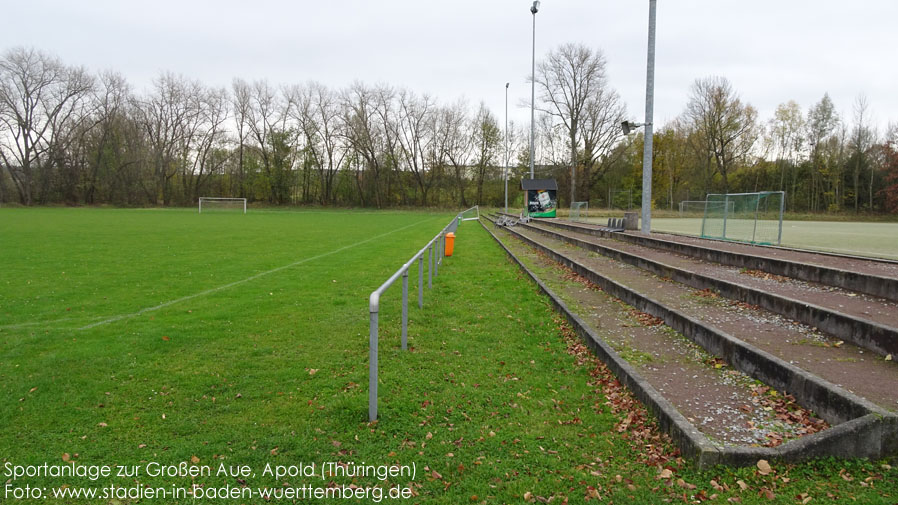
xmin=459 ymin=205 xmax=479 ymax=221
xmin=570 ymin=201 xmax=588 ymax=222
xmin=678 ymin=199 xmax=734 ymax=217
xmin=700 ymin=191 xmax=785 ymax=245
xmin=198 ymin=197 xmax=247 ymax=214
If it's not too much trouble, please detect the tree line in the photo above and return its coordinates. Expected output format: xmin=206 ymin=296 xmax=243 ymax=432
xmin=600 ymin=79 xmax=898 ymax=214
xmin=2 ymin=45 xmax=897 ymax=213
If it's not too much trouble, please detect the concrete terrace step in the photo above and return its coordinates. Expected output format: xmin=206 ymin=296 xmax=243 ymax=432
xmin=506 ymin=216 xmax=898 ymax=358
xmin=492 ymin=216 xmax=898 ymax=412
xmin=503 ymin=214 xmax=898 ymax=303
xmin=482 ymin=216 xmax=897 ymax=465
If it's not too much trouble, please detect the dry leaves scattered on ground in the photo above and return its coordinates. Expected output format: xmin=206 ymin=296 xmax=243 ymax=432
xmin=553 ymin=315 xmax=680 ymax=467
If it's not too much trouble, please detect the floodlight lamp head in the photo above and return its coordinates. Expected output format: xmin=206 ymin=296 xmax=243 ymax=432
xmin=506 ymin=82 xmax=510 ymax=88
xmin=531 ymin=1 xmax=540 ymax=14
xmin=622 ymin=120 xmax=647 ymax=135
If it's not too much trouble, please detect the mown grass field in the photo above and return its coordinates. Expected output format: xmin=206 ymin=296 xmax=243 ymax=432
xmin=0 ymin=207 xmax=895 ymax=504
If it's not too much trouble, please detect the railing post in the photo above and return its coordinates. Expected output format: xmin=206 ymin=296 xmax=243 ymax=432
xmin=435 ymin=234 xmax=441 ymax=276
xmin=401 ymin=268 xmax=409 ymax=350
xmin=428 ymin=244 xmax=433 ymax=289
xmin=368 ymin=295 xmax=379 ymax=422
xmin=418 ymin=256 xmax=423 ymax=308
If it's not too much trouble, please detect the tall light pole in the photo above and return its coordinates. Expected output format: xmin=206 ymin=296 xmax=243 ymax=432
xmin=529 ymin=0 xmax=540 ymax=180
xmin=505 ymin=82 xmax=510 ymax=213
xmin=640 ymin=0 xmax=657 ymax=234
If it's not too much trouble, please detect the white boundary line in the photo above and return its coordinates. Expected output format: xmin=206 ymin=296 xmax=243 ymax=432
xmin=0 ymin=315 xmax=107 ymax=331
xmin=78 ymin=217 xmax=438 ymax=330
xmin=0 ymin=217 xmax=439 ymax=332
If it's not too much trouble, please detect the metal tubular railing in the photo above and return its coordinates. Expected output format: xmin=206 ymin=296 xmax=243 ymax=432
xmin=368 ymin=206 xmax=477 ymax=421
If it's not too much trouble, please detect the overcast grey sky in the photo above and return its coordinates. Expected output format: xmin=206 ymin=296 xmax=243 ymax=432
xmin=4 ymin=0 xmax=897 ymax=132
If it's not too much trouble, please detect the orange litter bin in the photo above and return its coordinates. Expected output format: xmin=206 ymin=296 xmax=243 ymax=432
xmin=444 ymin=232 xmax=455 ymax=256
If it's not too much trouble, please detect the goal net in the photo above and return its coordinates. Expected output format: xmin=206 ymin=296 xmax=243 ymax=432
xmin=700 ymin=191 xmax=785 ymax=245
xmin=678 ymin=200 xmax=734 ymax=218
xmin=459 ymin=206 xmax=479 ymax=221
xmin=570 ymin=201 xmax=588 ymax=222
xmin=198 ymin=197 xmax=247 ymax=214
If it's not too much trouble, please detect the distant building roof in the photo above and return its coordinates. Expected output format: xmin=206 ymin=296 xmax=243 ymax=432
xmin=520 ymin=178 xmax=558 ymax=191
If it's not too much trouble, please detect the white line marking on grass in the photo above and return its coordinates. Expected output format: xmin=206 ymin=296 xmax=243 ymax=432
xmin=0 ymin=315 xmax=108 ymax=331
xmin=9 ymin=217 xmax=436 ymax=331
xmin=78 ymin=217 xmax=437 ymax=330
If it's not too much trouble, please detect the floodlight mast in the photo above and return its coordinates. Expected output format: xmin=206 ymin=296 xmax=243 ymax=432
xmin=505 ymin=82 xmax=510 ymax=213
xmin=528 ymin=0 xmax=540 ymax=179
xmin=641 ymin=0 xmax=657 ymax=234
xmin=619 ymin=0 xmax=658 ymax=235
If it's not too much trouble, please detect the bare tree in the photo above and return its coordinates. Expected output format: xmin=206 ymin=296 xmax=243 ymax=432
xmin=396 ymin=89 xmax=437 ymax=206
xmin=535 ymin=43 xmax=622 ymax=204
xmin=291 ymin=82 xmax=346 ymax=205
xmin=435 ymin=99 xmax=471 ymax=206
xmin=372 ymin=85 xmax=402 ymax=205
xmin=81 ymin=71 xmax=140 ymax=204
xmin=581 ymin=85 xmax=626 ymax=190
xmin=535 ymin=112 xmax=569 ymax=171
xmin=0 ymin=47 xmax=94 ymax=204
xmin=850 ymin=94 xmax=876 ymax=211
xmin=243 ymin=80 xmax=296 ymax=204
xmin=340 ymin=82 xmax=385 ymax=207
xmin=134 ymin=72 xmax=204 ymax=205
xmin=471 ymin=102 xmax=501 ymax=205
xmin=231 ymin=78 xmax=253 ymax=198
xmin=187 ymin=86 xmax=230 ymax=201
xmin=684 ymin=76 xmax=758 ymax=193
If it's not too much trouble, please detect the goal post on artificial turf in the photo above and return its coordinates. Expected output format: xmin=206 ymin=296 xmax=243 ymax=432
xmin=198 ymin=197 xmax=247 ymax=214
xmin=459 ymin=205 xmax=479 ymax=221
xmin=678 ymin=200 xmax=734 ymax=218
xmin=570 ymin=201 xmax=588 ymax=222
xmin=700 ymin=191 xmax=785 ymax=245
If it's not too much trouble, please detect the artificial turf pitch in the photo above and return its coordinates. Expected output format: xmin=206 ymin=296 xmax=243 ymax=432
xmin=0 ymin=208 xmax=895 ymax=503
xmin=651 ymin=218 xmax=898 ymax=260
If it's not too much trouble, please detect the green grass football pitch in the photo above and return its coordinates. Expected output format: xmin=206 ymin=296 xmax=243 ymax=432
xmin=648 ymin=218 xmax=898 ymax=260
xmin=1 ymin=208 xmax=895 ymax=503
